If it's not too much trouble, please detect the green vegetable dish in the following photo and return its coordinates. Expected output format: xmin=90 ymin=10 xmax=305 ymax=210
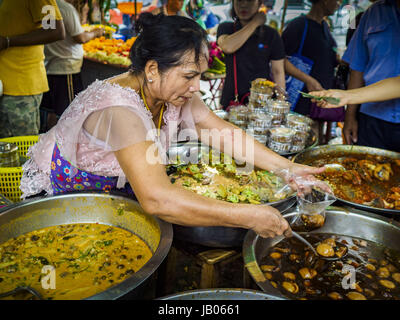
xmin=168 ymin=152 xmax=292 ymax=204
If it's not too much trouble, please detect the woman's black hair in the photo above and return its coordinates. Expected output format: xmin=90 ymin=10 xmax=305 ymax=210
xmin=129 ymin=13 xmax=208 ymax=75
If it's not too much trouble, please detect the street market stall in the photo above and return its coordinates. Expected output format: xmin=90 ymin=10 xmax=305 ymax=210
xmin=1 ymin=0 xmax=400 ymax=303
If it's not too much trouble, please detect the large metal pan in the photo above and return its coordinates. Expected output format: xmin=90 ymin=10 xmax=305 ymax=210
xmin=167 ymin=141 xmax=296 ymax=248
xmin=0 ymin=192 xmax=173 ymax=300
xmin=157 ymin=288 xmax=284 ymax=300
xmin=242 ymin=206 xmax=400 ymax=299
xmin=293 ymin=145 xmax=400 ymax=215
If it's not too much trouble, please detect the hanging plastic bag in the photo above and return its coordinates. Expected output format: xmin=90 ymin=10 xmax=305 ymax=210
xmin=290 ymin=188 xmax=336 ymax=231
xmin=272 ymin=168 xmax=335 ymax=231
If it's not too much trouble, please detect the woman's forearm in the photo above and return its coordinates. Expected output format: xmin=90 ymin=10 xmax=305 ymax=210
xmin=217 ymin=20 xmax=259 ymax=54
xmin=271 ymin=59 xmax=286 ymax=90
xmin=198 ymin=114 xmax=293 ymax=174
xmin=150 ymin=184 xmax=256 ymax=228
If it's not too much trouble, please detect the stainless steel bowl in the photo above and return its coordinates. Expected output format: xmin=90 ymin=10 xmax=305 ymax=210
xmin=0 ymin=192 xmax=173 ymax=300
xmin=167 ymin=141 xmax=296 ymax=247
xmin=293 ymin=144 xmax=400 ymax=215
xmin=158 ymin=288 xmax=285 ymax=300
xmin=242 ymin=206 xmax=400 ymax=299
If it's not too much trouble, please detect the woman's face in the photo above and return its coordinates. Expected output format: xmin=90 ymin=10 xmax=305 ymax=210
xmin=324 ymin=0 xmax=342 ymax=16
xmin=155 ymin=49 xmax=209 ymax=107
xmin=168 ymin=0 xmax=184 ymax=12
xmin=234 ymin=0 xmax=261 ymax=22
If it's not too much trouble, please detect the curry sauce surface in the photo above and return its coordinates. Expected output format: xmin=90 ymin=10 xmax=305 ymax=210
xmin=0 ymin=223 xmax=152 ymax=300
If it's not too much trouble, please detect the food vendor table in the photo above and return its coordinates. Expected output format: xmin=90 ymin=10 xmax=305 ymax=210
xmin=201 ymin=72 xmax=225 ymax=110
xmin=81 ymin=57 xmax=129 ymax=89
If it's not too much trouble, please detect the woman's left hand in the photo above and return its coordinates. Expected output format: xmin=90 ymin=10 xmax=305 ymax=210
xmin=279 ymin=163 xmax=332 ymax=197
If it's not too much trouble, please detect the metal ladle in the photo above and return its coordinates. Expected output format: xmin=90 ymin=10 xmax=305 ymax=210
xmin=0 ymin=286 xmax=43 ymax=300
xmin=292 ymin=231 xmax=348 ymax=261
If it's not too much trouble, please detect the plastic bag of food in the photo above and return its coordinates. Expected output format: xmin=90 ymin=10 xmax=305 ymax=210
xmin=271 ymin=168 xmax=335 ymax=230
xmin=290 ymin=188 xmax=336 ymax=231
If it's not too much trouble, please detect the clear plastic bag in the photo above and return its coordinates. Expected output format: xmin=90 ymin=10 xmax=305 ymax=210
xmin=290 ymin=189 xmax=336 ymax=231
xmin=272 ymin=168 xmax=335 ymax=231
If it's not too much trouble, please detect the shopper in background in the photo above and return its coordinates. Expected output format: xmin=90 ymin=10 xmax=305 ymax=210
xmin=0 ymin=0 xmax=65 ymax=138
xmin=152 ymin=0 xmax=188 ymax=16
xmin=341 ymin=0 xmax=400 ymax=152
xmin=217 ymin=0 xmax=286 ymax=109
xmin=281 ymin=0 xmax=342 ymax=144
xmin=41 ymin=0 xmax=105 ymax=130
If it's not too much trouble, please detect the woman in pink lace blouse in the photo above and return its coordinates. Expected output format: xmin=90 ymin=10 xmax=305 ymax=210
xmin=21 ymin=13 xmax=326 ymax=239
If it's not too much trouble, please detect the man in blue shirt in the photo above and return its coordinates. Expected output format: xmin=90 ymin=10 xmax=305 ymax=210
xmin=342 ymin=0 xmax=400 ymax=152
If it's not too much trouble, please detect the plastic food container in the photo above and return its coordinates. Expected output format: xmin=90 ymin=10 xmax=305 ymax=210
xmin=248 ymin=110 xmax=273 ymax=128
xmin=250 ymin=78 xmax=275 ymax=94
xmin=228 ymin=105 xmax=248 ymax=122
xmin=290 ymin=144 xmax=305 ymax=153
xmin=266 ymin=99 xmax=291 ymax=114
xmin=267 ymin=140 xmax=292 ymax=153
xmin=249 ymin=91 xmax=273 ymax=103
xmin=286 ymin=114 xmax=311 ymax=132
xmin=269 ymin=126 xmax=295 ymax=143
xmin=291 ymin=130 xmax=308 ymax=146
xmin=288 ymin=112 xmax=314 ymax=126
xmin=253 ymin=126 xmax=269 ymax=135
xmin=253 ymin=135 xmax=268 ymax=145
xmin=270 ymin=113 xmax=287 ymax=126
xmin=232 ymin=120 xmax=247 ymax=130
xmin=248 ymin=99 xmax=266 ymax=109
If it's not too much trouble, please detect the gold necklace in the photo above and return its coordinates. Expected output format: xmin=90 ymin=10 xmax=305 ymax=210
xmin=140 ymin=83 xmax=164 ymax=136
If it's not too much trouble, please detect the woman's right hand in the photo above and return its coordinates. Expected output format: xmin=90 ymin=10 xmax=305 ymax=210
xmin=249 ymin=206 xmax=292 ymax=238
xmin=252 ymin=12 xmax=267 ymax=27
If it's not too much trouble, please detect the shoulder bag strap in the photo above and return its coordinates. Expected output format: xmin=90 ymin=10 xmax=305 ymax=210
xmin=233 ymin=22 xmax=239 ymax=102
xmin=297 ymin=17 xmax=308 ymax=55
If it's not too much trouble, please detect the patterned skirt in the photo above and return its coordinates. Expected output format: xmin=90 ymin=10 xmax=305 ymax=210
xmin=50 ymin=143 xmax=134 ymax=197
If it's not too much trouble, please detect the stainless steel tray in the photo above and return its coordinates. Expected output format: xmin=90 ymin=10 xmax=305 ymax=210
xmin=293 ymin=144 xmax=400 ymax=215
xmin=242 ymin=206 xmax=400 ymax=299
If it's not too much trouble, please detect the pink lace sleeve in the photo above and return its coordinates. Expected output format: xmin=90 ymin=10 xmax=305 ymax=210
xmin=20 ymin=128 xmax=57 ymax=199
xmin=83 ymin=106 xmax=156 ymax=151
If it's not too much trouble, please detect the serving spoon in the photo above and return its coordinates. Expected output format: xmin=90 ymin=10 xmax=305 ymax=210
xmin=0 ymin=286 xmax=43 ymax=300
xmin=323 ymin=163 xmax=346 ymax=172
xmin=292 ymin=231 xmax=348 ymax=261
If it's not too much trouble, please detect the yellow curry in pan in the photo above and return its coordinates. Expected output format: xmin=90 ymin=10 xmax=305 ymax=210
xmin=0 ymin=224 xmax=153 ymax=300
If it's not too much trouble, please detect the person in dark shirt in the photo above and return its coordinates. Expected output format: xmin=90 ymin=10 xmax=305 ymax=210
xmin=216 ymin=0 xmax=286 ymax=109
xmin=281 ymin=0 xmax=341 ymax=143
xmin=282 ymin=0 xmax=341 ymax=116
